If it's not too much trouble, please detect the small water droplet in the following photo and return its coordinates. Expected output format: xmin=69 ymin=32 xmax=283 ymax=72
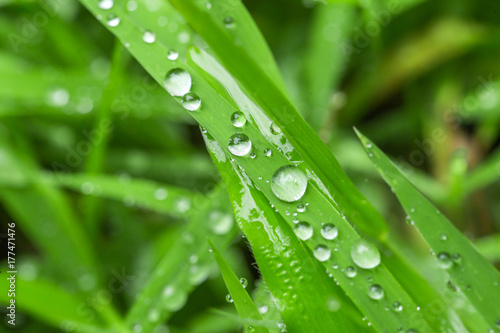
xmin=405 ymin=215 xmax=414 ymax=225
xmin=351 ymin=239 xmax=381 ymax=269
xmin=393 ymin=301 xmax=403 ymax=312
xmin=167 ymin=50 xmax=178 ymax=60
xmin=313 ymin=244 xmax=331 ymax=262
xmin=106 ymin=14 xmax=120 ymax=26
xmin=258 ymin=305 xmax=268 ymax=314
xmin=326 ymin=297 xmax=341 ymax=311
xmin=270 ymin=123 xmax=282 ymax=135
xmin=228 ymin=133 xmax=252 ymax=156
xmin=321 ymin=224 xmax=338 ymax=240
xmin=98 ymin=0 xmax=113 ymax=9
xmin=367 ymin=284 xmax=384 ymax=300
xmin=345 ymin=266 xmax=357 ymax=278
xmin=239 ymin=277 xmax=248 ymax=288
xmin=224 ymin=16 xmax=234 ymax=28
xmin=126 ymin=0 xmax=137 ymax=11
xmin=247 ymin=325 xmax=255 ymax=332
xmin=154 ymin=188 xmax=168 ymax=200
xmin=436 ymin=252 xmax=453 ymax=269
xmin=47 ymin=88 xmax=70 ymax=107
xmin=296 ymin=203 xmax=306 ymax=213
xmin=181 ymin=92 xmax=201 ymax=111
xmin=142 ymin=30 xmax=156 ymax=43
xmin=249 ymin=152 xmax=256 ymax=159
xmin=231 ymin=112 xmax=246 ymax=127
xmin=294 ymin=221 xmax=313 ymax=241
xmin=452 ymin=253 xmax=461 ymax=263
xmin=164 ymin=68 xmax=191 ymax=96
xmin=440 ymin=233 xmax=447 ymax=241
xmin=271 ymin=166 xmax=308 ymax=202
xmin=225 ymin=294 xmax=233 ymax=303
xmin=264 ymin=148 xmax=272 ymax=157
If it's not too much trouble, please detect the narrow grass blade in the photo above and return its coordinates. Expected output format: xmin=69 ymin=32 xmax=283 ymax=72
xmin=43 ymin=172 xmax=197 ymax=218
xmin=356 ymin=129 xmax=500 ymax=329
xmin=208 ymin=240 xmax=269 ymax=333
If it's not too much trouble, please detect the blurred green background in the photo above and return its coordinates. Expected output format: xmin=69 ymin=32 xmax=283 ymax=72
xmin=1 ymin=0 xmax=500 ymax=331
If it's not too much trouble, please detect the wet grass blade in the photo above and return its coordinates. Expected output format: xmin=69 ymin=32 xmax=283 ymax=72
xmin=208 ymin=240 xmax=269 ymax=333
xmin=356 ymin=129 xmax=500 ymax=329
xmin=43 ymin=172 xmax=197 ymax=218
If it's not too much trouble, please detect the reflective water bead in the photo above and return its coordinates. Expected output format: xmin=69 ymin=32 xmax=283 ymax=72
xmin=264 ymin=148 xmax=272 ymax=157
xmin=321 ymin=224 xmax=338 ymax=240
xmin=142 ymin=30 xmax=156 ymax=43
xmin=270 ymin=166 xmax=308 ymax=202
xmin=436 ymin=252 xmax=453 ymax=269
xmin=228 ymin=133 xmax=252 ymax=156
xmin=270 ymin=123 xmax=282 ymax=135
xmin=239 ymin=277 xmax=248 ymax=288
xmin=224 ymin=16 xmax=234 ymax=28
xmin=225 ymin=294 xmax=233 ymax=303
xmin=367 ymin=284 xmax=384 ymax=300
xmin=164 ymin=68 xmax=191 ymax=97
xmin=313 ymin=245 xmax=331 ymax=262
xmin=345 ymin=266 xmax=357 ymax=278
xmin=297 ymin=203 xmax=306 ymax=213
xmin=231 ymin=112 xmax=246 ymax=127
xmin=167 ymin=50 xmax=179 ymax=60
xmin=393 ymin=301 xmax=403 ymax=312
xmin=294 ymin=221 xmax=313 ymax=241
xmin=351 ymin=239 xmax=381 ymax=269
xmin=181 ymin=92 xmax=201 ymax=111
xmin=98 ymin=0 xmax=113 ymax=10
xmin=107 ymin=14 xmax=120 ymax=27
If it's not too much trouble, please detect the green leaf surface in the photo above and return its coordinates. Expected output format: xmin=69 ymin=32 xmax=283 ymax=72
xmin=356 ymin=129 xmax=500 ymax=330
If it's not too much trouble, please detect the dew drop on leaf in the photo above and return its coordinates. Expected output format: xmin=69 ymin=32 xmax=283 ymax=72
xmin=368 ymin=284 xmax=384 ymax=300
xmin=224 ymin=16 xmax=234 ymax=28
xmin=351 ymin=239 xmax=381 ymax=269
xmin=294 ymin=221 xmax=313 ymax=241
xmin=154 ymin=188 xmax=168 ymax=200
xmin=228 ymin=133 xmax=252 ymax=156
xmin=225 ymin=294 xmax=233 ymax=303
xmin=142 ymin=30 xmax=156 ymax=43
xmin=181 ymin=92 xmax=201 ymax=111
xmin=270 ymin=123 xmax=282 ymax=135
xmin=167 ymin=50 xmax=178 ymax=60
xmin=231 ymin=112 xmax=246 ymax=127
xmin=436 ymin=252 xmax=453 ymax=269
xmin=393 ymin=301 xmax=403 ymax=312
xmin=164 ymin=68 xmax=191 ymax=97
xmin=239 ymin=277 xmax=248 ymax=288
xmin=264 ymin=148 xmax=272 ymax=157
xmin=106 ymin=14 xmax=120 ymax=27
xmin=98 ymin=0 xmax=113 ymax=10
xmin=321 ymin=224 xmax=338 ymax=240
xmin=345 ymin=266 xmax=357 ymax=278
xmin=313 ymin=244 xmax=331 ymax=262
xmin=326 ymin=297 xmax=341 ymax=311
xmin=270 ymin=166 xmax=308 ymax=202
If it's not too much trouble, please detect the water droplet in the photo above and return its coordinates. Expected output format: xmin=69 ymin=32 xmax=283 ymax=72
xmin=439 ymin=233 xmax=447 ymax=241
xmin=351 ymin=239 xmax=381 ymax=269
xmin=296 ymin=204 xmax=305 ymax=213
xmin=224 ymin=16 xmax=234 ymax=28
xmin=81 ymin=182 xmax=94 ymax=195
xmin=228 ymin=133 xmax=252 ymax=156
xmin=208 ymin=210 xmax=234 ymax=235
xmin=98 ymin=0 xmax=113 ymax=9
xmin=271 ymin=166 xmax=308 ymax=202
xmin=393 ymin=301 xmax=403 ymax=312
xmin=258 ymin=305 xmax=268 ymax=314
xmin=263 ymin=148 xmax=272 ymax=157
xmin=164 ymin=68 xmax=191 ymax=97
xmin=321 ymin=224 xmax=338 ymax=240
xmin=154 ymin=188 xmax=168 ymax=200
xmin=225 ymin=294 xmax=233 ymax=303
xmin=270 ymin=123 xmax=282 ymax=135
xmin=231 ymin=112 xmax=246 ymax=127
xmin=313 ymin=244 xmax=331 ymax=262
xmin=249 ymin=152 xmax=256 ymax=159
xmin=345 ymin=266 xmax=357 ymax=278
xmin=167 ymin=50 xmax=178 ymax=60
xmin=247 ymin=325 xmax=255 ymax=332
xmin=368 ymin=284 xmax=384 ymax=300
xmin=326 ymin=297 xmax=341 ymax=311
xmin=181 ymin=92 xmax=201 ymax=111
xmin=106 ymin=14 xmax=120 ymax=26
xmin=239 ymin=277 xmax=248 ymax=288
xmin=47 ymin=88 xmax=70 ymax=107
xmin=294 ymin=222 xmax=313 ymax=241
xmin=147 ymin=309 xmax=160 ymax=322
xmin=452 ymin=253 xmax=461 ymax=263
xmin=126 ymin=0 xmax=137 ymax=11
xmin=405 ymin=215 xmax=414 ymax=225
xmin=142 ymin=30 xmax=156 ymax=43
xmin=436 ymin=252 xmax=453 ymax=269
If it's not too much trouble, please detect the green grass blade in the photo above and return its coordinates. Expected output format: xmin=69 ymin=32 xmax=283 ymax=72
xmin=43 ymin=172 xmax=197 ymax=218
xmin=355 ymin=129 xmax=500 ymax=329
xmin=208 ymin=240 xmax=269 ymax=333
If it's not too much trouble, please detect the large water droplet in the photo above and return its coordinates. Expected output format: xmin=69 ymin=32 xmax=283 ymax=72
xmin=294 ymin=222 xmax=313 ymax=241
xmin=368 ymin=284 xmax=384 ymax=300
xmin=351 ymin=239 xmax=381 ymax=269
xmin=436 ymin=252 xmax=453 ymax=269
xmin=321 ymin=224 xmax=338 ymax=240
xmin=164 ymin=68 xmax=191 ymax=97
xmin=142 ymin=30 xmax=156 ymax=43
xmin=313 ymin=244 xmax=331 ymax=262
xmin=181 ymin=92 xmax=201 ymax=111
xmin=228 ymin=133 xmax=252 ymax=156
xmin=270 ymin=166 xmax=308 ymax=202
xmin=231 ymin=112 xmax=246 ymax=127
xmin=98 ymin=0 xmax=113 ymax=9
